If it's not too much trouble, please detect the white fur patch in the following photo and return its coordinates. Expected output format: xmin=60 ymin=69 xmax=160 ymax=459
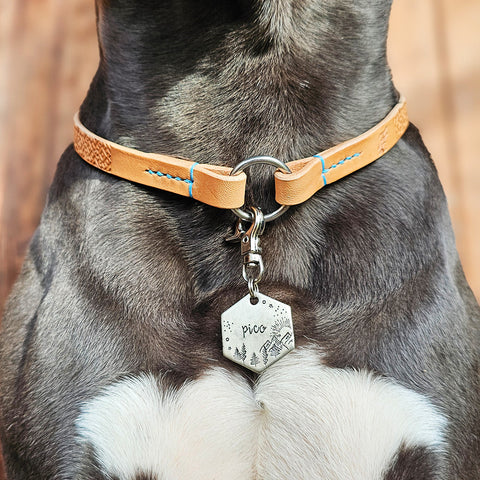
xmin=76 ymin=347 xmax=446 ymax=480
xmin=76 ymin=370 xmax=259 ymax=480
xmin=254 ymin=348 xmax=446 ymax=479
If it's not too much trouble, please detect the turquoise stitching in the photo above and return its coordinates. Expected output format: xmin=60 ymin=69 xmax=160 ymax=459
xmin=146 ymin=169 xmax=193 ymax=186
xmin=314 ymin=152 xmax=361 ymax=186
xmin=313 ymin=155 xmax=327 ymax=186
xmin=189 ymin=162 xmax=199 ymax=198
xmin=146 ymin=162 xmax=199 ymax=198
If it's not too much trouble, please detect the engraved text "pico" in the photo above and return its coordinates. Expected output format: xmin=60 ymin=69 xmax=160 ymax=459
xmin=242 ymin=324 xmax=267 ymax=338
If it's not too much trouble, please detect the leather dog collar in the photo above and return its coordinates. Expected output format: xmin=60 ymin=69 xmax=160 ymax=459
xmin=73 ymin=97 xmax=408 ymax=210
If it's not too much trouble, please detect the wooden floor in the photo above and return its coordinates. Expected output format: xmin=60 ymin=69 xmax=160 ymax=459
xmin=0 ymin=0 xmax=479 ymax=477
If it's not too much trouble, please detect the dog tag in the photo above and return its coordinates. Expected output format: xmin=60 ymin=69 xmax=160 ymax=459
xmin=221 ymin=292 xmax=295 ymax=373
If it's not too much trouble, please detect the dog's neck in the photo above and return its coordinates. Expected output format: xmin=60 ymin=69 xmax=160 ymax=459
xmin=84 ymin=0 xmax=396 ymax=168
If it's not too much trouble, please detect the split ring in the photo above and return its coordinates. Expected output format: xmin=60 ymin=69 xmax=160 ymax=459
xmin=229 ymin=155 xmax=291 ymax=223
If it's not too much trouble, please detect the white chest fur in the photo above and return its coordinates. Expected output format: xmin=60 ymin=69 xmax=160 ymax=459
xmin=76 ymin=347 xmax=446 ymax=480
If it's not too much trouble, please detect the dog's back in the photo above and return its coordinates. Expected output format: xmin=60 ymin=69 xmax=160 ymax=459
xmin=1 ymin=1 xmax=480 ymax=479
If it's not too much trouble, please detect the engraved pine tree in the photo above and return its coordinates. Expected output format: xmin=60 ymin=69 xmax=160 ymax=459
xmin=250 ymin=352 xmax=260 ymax=367
xmin=240 ymin=343 xmax=247 ymax=361
xmin=262 ymin=346 xmax=269 ymax=365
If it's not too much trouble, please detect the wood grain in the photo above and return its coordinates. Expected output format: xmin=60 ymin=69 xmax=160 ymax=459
xmin=0 ymin=0 xmax=98 ymax=310
xmin=0 ymin=2 xmax=97 ymax=474
xmin=389 ymin=0 xmax=480 ymax=298
xmin=0 ymin=1 xmax=479 ymax=478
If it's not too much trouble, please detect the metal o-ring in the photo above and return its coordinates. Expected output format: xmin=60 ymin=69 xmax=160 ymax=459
xmin=229 ymin=156 xmax=291 ymax=223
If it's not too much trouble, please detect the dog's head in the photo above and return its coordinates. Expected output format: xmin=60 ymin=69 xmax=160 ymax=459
xmin=88 ymin=0 xmax=396 ymax=173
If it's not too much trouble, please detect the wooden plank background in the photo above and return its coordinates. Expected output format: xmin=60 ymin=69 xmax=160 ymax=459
xmin=0 ymin=0 xmax=478 ymax=477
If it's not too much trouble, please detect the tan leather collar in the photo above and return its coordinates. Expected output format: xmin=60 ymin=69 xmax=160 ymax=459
xmin=74 ymin=97 xmax=408 ymax=210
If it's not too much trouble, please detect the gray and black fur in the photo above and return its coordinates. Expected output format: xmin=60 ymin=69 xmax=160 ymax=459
xmin=1 ymin=0 xmax=479 ymax=478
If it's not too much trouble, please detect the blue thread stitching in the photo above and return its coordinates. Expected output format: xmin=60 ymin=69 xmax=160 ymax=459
xmin=313 ymin=155 xmax=327 ymax=185
xmin=146 ymin=168 xmax=193 ymax=188
xmin=313 ymin=154 xmax=326 ymax=172
xmin=189 ymin=162 xmax=199 ymax=198
xmin=314 ymin=152 xmax=361 ymax=186
xmin=323 ymin=153 xmax=361 ymax=173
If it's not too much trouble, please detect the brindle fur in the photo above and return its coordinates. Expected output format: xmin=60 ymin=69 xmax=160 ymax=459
xmin=1 ymin=1 xmax=480 ymax=479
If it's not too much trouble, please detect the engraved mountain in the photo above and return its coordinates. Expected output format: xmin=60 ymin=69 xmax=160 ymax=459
xmin=221 ymin=293 xmax=295 ymax=373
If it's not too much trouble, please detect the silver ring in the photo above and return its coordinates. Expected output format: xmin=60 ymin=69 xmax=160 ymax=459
xmin=229 ymin=156 xmax=291 ymax=223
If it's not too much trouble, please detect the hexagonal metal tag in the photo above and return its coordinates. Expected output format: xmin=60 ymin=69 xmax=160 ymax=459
xmin=221 ymin=293 xmax=295 ymax=373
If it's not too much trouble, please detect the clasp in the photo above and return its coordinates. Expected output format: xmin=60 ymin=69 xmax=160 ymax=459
xmin=240 ymin=207 xmax=265 ymax=301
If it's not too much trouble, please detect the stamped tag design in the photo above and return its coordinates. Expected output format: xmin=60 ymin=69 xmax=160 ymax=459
xmin=221 ymin=293 xmax=295 ymax=373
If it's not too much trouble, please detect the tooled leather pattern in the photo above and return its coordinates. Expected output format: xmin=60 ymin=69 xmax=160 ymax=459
xmin=73 ymin=98 xmax=409 ymax=209
xmin=74 ymin=124 xmax=112 ymax=172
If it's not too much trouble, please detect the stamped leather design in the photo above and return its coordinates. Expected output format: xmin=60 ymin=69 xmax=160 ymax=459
xmin=73 ymin=97 xmax=408 ymax=209
xmin=74 ymin=123 xmax=112 ymax=172
xmin=73 ymin=114 xmax=247 ymax=209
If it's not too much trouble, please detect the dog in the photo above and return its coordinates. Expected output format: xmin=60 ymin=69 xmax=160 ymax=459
xmin=1 ymin=0 xmax=480 ymax=478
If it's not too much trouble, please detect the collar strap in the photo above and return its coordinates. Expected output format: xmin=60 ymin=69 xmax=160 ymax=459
xmin=74 ymin=97 xmax=408 ymax=209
